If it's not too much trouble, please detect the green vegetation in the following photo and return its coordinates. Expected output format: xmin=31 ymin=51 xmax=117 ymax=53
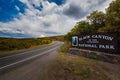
xmin=65 ymin=0 xmax=120 ymax=42
xmin=60 ymin=42 xmax=70 ymax=53
xmin=0 ymin=38 xmax=52 ymax=52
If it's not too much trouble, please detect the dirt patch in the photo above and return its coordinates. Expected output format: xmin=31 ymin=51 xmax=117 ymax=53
xmin=45 ymin=53 xmax=120 ymax=80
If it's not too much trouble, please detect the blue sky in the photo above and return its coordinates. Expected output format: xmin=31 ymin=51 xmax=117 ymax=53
xmin=0 ymin=0 xmax=112 ymax=38
xmin=0 ymin=0 xmax=26 ymax=22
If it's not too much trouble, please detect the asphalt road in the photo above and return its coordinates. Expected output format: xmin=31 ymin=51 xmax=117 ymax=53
xmin=0 ymin=41 xmax=63 ymax=80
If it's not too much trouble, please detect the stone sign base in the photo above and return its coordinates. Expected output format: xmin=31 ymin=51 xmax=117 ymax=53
xmin=69 ymin=48 xmax=120 ymax=64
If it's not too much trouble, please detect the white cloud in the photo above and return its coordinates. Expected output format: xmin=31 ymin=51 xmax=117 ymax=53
xmin=15 ymin=5 xmax=20 ymax=11
xmin=0 ymin=0 xmax=113 ymax=38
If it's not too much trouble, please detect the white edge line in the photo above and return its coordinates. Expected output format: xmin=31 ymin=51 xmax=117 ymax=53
xmin=0 ymin=47 xmax=59 ymax=70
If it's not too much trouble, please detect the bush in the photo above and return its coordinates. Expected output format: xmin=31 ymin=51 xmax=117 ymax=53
xmin=0 ymin=38 xmax=52 ymax=51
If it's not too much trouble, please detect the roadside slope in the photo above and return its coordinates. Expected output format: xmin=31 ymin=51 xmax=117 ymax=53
xmin=46 ymin=53 xmax=120 ymax=80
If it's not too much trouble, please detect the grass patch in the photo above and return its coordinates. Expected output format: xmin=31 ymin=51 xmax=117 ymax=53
xmin=47 ymin=54 xmax=111 ymax=80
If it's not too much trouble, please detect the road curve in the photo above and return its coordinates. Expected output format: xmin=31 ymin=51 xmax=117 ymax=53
xmin=0 ymin=41 xmax=63 ymax=80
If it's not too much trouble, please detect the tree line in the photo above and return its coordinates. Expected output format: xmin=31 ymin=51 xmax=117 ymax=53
xmin=65 ymin=0 xmax=120 ymax=41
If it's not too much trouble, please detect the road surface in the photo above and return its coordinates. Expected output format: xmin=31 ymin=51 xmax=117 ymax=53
xmin=0 ymin=41 xmax=63 ymax=80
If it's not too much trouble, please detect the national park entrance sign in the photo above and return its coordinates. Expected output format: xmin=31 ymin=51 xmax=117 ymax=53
xmin=71 ymin=32 xmax=119 ymax=53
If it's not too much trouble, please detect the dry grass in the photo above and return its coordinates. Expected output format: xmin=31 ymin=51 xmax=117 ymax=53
xmin=44 ymin=52 xmax=120 ymax=80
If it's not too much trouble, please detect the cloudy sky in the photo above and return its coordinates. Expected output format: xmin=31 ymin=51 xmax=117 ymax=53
xmin=0 ymin=0 xmax=112 ymax=38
